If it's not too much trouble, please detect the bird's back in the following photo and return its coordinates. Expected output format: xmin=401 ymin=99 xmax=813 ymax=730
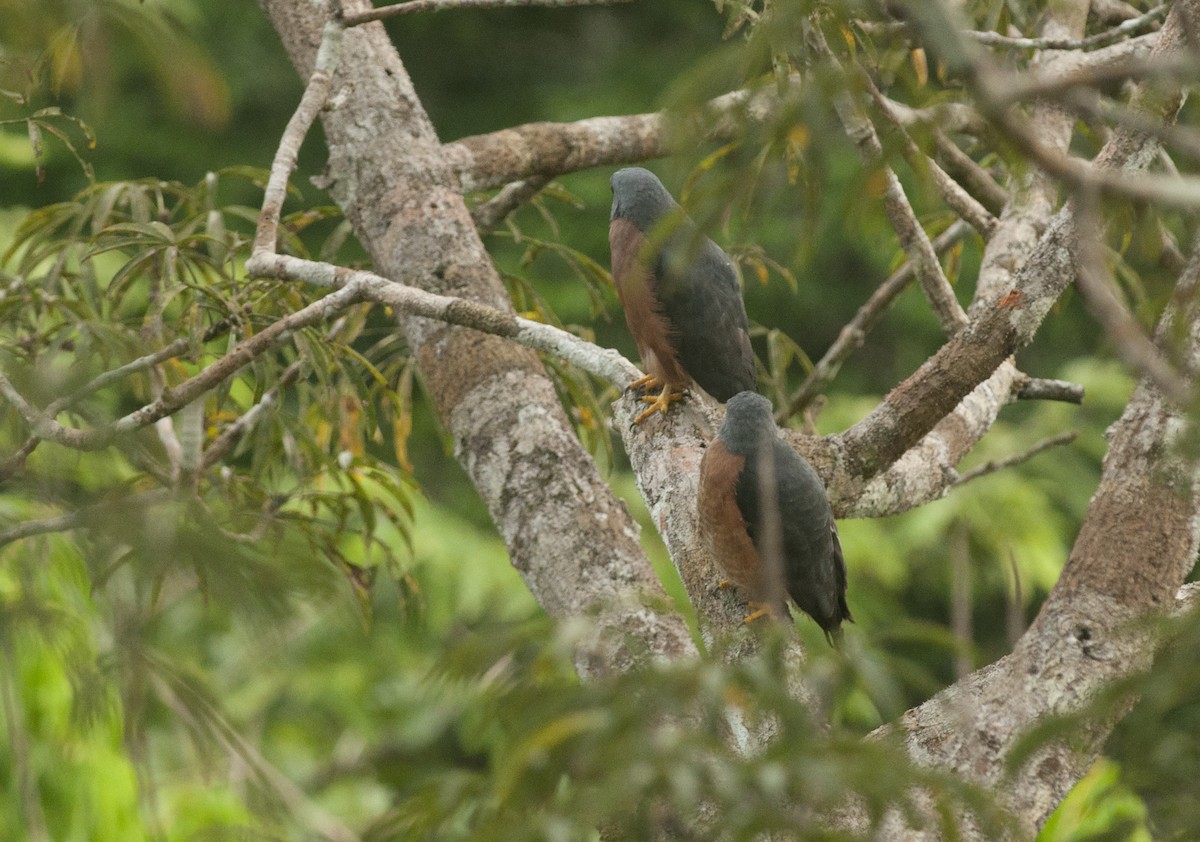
xmin=736 ymin=438 xmax=851 ymax=636
xmin=655 ymin=235 xmax=756 ymax=401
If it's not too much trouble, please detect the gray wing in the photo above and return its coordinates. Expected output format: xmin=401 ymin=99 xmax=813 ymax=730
xmin=655 ymin=235 xmax=756 ymax=402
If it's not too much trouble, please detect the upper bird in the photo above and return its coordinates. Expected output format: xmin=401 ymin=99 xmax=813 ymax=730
xmin=609 ymin=167 xmax=756 ymax=424
xmin=698 ymin=391 xmax=852 ymax=642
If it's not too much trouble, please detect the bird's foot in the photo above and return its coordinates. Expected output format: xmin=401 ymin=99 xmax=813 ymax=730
xmin=633 ymin=386 xmax=685 ymax=425
xmin=627 ymin=373 xmax=662 ymax=394
xmin=742 ymin=603 xmax=772 ymax=625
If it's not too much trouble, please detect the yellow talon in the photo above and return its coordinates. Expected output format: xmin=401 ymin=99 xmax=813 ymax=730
xmin=742 ymin=606 xmax=771 ymax=624
xmin=633 ymin=386 xmax=685 ymax=424
xmin=628 ymin=373 xmax=662 ymax=393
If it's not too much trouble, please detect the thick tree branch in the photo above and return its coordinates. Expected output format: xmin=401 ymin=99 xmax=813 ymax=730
xmin=872 ymin=225 xmax=1200 ymax=838
xmin=339 ymin=0 xmax=631 ymax=27
xmin=441 ymin=82 xmax=779 ymax=193
xmin=836 ymin=0 xmax=1189 ymax=485
xmin=260 ymin=0 xmax=696 ymax=677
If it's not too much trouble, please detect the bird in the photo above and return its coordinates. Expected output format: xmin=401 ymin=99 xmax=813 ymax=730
xmin=697 ymin=391 xmax=852 ymax=642
xmin=609 ymin=167 xmax=756 ymax=424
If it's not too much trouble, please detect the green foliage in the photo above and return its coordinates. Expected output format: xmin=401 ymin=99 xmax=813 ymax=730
xmin=1040 ymin=760 xmax=1151 ymax=842
xmin=362 ymin=623 xmax=1015 ymax=842
xmin=0 ymin=168 xmax=420 ymax=838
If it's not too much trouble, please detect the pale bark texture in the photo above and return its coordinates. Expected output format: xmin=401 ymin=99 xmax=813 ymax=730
xmin=258 ymin=0 xmax=695 ymax=677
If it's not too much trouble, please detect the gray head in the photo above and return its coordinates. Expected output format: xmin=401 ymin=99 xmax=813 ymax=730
xmin=611 ymin=167 xmax=678 ymax=231
xmin=717 ymin=391 xmax=777 ymax=456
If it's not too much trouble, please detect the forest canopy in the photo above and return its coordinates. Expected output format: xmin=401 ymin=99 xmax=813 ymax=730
xmin=1 ymin=0 xmax=1199 ymax=840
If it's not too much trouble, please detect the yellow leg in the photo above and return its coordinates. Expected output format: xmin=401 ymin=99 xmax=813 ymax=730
xmin=742 ymin=604 xmax=772 ymax=624
xmin=633 ymin=385 xmax=685 ymax=424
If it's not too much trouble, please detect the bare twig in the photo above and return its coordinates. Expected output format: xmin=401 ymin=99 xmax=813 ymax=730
xmin=965 ymin=5 xmax=1167 ymax=51
xmin=776 ymin=220 xmax=972 ymax=422
xmin=340 ymin=0 xmax=632 ymax=27
xmin=201 ymin=359 xmax=307 ymax=470
xmin=253 ymin=21 xmax=343 ymax=258
xmin=0 ymin=439 xmax=39 ymax=483
xmin=247 ymin=252 xmax=639 ymax=388
xmin=1074 ymin=191 xmax=1192 ymax=405
xmin=866 ymin=76 xmax=999 ymax=239
xmin=1015 ymin=377 xmax=1085 ymax=404
xmin=811 ymin=28 xmax=968 ymax=335
xmin=471 ymin=175 xmax=551 ymax=233
xmin=952 ymin=430 xmax=1079 ymax=487
xmin=0 ymin=321 xmax=236 ymax=481
xmin=0 ymin=489 xmax=174 ymax=548
xmin=933 ymin=130 xmax=1009 ymax=214
xmin=0 ymin=374 xmax=59 ymax=442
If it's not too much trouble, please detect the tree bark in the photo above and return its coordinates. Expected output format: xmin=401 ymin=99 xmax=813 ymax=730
xmin=258 ymin=0 xmax=695 ymax=676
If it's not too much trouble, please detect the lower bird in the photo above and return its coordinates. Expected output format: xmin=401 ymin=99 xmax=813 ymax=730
xmin=697 ymin=391 xmax=852 ymax=642
xmin=609 ymin=167 xmax=756 ymax=424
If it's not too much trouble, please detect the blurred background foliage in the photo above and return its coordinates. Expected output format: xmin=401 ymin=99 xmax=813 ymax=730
xmin=0 ymin=0 xmax=1196 ymax=839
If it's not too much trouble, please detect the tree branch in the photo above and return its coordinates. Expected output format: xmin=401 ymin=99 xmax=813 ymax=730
xmin=1074 ymin=190 xmax=1192 ymax=404
xmin=951 ymin=430 xmax=1078 ymax=488
xmin=833 ymin=0 xmax=1190 ymax=485
xmin=260 ymin=0 xmax=696 ymax=678
xmin=776 ymin=220 xmax=972 ymax=423
xmin=931 ymin=130 xmax=1009 ymax=215
xmin=201 ymin=359 xmax=306 ymax=470
xmin=872 ymin=211 xmax=1200 ymax=839
xmin=965 ymin=4 xmax=1167 ymax=50
xmin=442 ymin=83 xmax=782 ymax=193
xmin=1014 ymin=376 xmax=1084 ymax=403
xmin=246 ymin=252 xmax=638 ymax=388
xmin=253 ymin=21 xmax=342 ymax=258
xmin=470 ymin=175 xmax=551 ymax=233
xmin=339 ymin=0 xmax=631 ymax=27
xmin=810 ymin=28 xmax=968 ymax=336
xmin=865 ymin=77 xmax=999 ymax=240
xmin=0 ymin=283 xmax=366 ymax=452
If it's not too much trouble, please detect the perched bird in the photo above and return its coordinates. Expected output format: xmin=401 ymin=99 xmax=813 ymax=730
xmin=609 ymin=167 xmax=756 ymax=424
xmin=698 ymin=391 xmax=852 ymax=642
